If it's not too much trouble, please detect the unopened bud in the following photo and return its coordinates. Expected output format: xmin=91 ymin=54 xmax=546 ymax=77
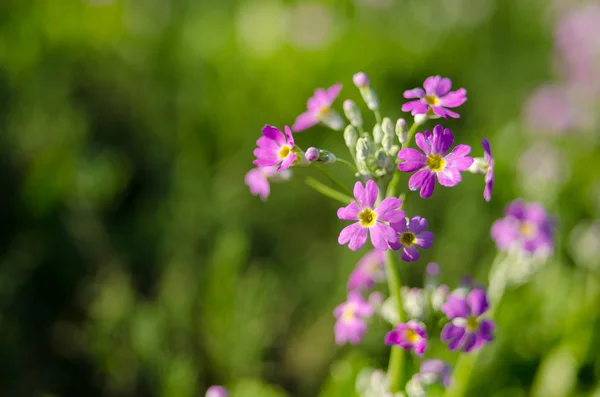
xmin=382 ymin=117 xmax=394 ymax=138
xmin=317 ymin=149 xmax=337 ymax=164
xmin=353 ymin=72 xmax=370 ymax=88
xmin=382 ymin=134 xmax=394 ymax=153
xmin=373 ymin=124 xmax=383 ymax=144
xmin=343 ymin=99 xmax=363 ymax=128
xmin=355 ymin=137 xmax=370 ymax=174
xmin=396 ymin=118 xmax=408 ymax=144
xmin=344 ymin=125 xmax=358 ymax=150
xmin=305 ymin=147 xmax=319 ymax=162
xmin=376 ymin=149 xmax=390 ymax=169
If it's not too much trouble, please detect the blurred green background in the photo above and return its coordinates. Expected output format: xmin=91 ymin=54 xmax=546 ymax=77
xmin=1 ymin=0 xmax=600 ymax=396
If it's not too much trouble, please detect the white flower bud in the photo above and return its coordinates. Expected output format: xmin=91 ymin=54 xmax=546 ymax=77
xmin=382 ymin=117 xmax=395 ymax=138
xmin=373 ymin=124 xmax=384 ymax=144
xmin=396 ymin=118 xmax=408 ymax=144
xmin=343 ymin=99 xmax=363 ymax=128
xmin=344 ymin=125 xmax=358 ymax=151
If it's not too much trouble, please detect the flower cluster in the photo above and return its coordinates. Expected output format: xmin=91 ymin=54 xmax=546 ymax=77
xmin=238 ymin=72 xmax=555 ymax=397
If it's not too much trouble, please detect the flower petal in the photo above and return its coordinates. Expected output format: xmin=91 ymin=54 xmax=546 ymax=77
xmin=431 ymin=125 xmax=454 ymax=155
xmin=348 ymin=226 xmax=368 ymax=251
xmin=278 ymin=153 xmax=297 ymax=171
xmin=423 ymin=75 xmax=441 ymax=95
xmin=338 ymin=222 xmax=360 ymax=245
xmin=292 ymin=111 xmax=319 ymax=132
xmin=408 ymin=169 xmax=432 ymax=192
xmin=284 ymin=126 xmax=294 ymax=147
xmin=364 ymin=180 xmax=378 ymax=208
xmin=440 ymin=88 xmax=467 ymax=108
xmin=416 ymin=231 xmax=434 ymax=249
xmin=375 ymin=198 xmax=405 ymax=223
xmin=326 ymin=83 xmax=343 ymax=104
xmin=436 ymin=168 xmax=462 ymax=187
xmin=403 ymin=88 xmax=425 ymax=99
xmin=436 ymin=77 xmax=452 ymax=97
xmin=370 ymin=223 xmax=397 ymax=250
xmin=415 ymin=132 xmax=431 ymax=155
xmin=401 ymin=245 xmax=420 ymax=262
xmin=467 ymin=289 xmax=489 ymax=317
xmin=408 ymin=216 xmax=428 ymax=234
xmin=337 ymin=201 xmax=361 ymax=220
xmin=462 ymin=333 xmax=478 ymax=352
xmin=402 ymin=100 xmax=428 ymax=114
xmin=398 ymin=148 xmax=427 ymax=172
xmin=262 ymin=125 xmax=286 ymax=145
xmin=442 ymin=295 xmax=470 ymax=319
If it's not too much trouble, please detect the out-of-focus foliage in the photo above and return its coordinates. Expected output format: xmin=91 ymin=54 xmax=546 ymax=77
xmin=0 ymin=0 xmax=599 ymax=396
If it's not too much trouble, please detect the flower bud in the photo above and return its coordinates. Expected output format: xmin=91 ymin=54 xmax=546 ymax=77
xmin=344 ymin=125 xmax=358 ymax=150
xmin=353 ymin=72 xmax=370 ymax=88
xmin=343 ymin=99 xmax=363 ymax=128
xmin=373 ymin=124 xmax=383 ymax=144
xmin=396 ymin=118 xmax=408 ymax=144
xmin=317 ymin=149 xmax=337 ymax=164
xmin=376 ymin=149 xmax=390 ymax=169
xmin=305 ymin=147 xmax=319 ymax=162
xmin=382 ymin=134 xmax=394 ymax=153
xmin=356 ymin=137 xmax=370 ymax=162
xmin=382 ymin=117 xmax=394 ymax=138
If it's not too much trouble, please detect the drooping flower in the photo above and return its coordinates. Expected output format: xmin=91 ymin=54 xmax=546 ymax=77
xmin=244 ymin=166 xmax=291 ymax=201
xmin=491 ymin=199 xmax=555 ymax=256
xmin=337 ymin=180 xmax=405 ymax=251
xmin=206 ymin=386 xmax=228 ymax=397
xmin=397 ymin=125 xmax=473 ymax=198
xmin=253 ymin=125 xmax=297 ymax=171
xmin=333 ymin=291 xmax=374 ymax=345
xmin=385 ymin=320 xmax=427 ymax=356
xmin=401 ymin=76 xmax=467 ymax=119
xmin=482 ymin=138 xmax=494 ymax=201
xmin=441 ymin=289 xmax=495 ymax=352
xmin=347 ymin=250 xmax=386 ymax=290
xmin=389 ymin=216 xmax=434 ymax=262
xmin=292 ymin=83 xmax=344 ymax=131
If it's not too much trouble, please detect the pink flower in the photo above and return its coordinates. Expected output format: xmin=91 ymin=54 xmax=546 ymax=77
xmin=385 ymin=320 xmax=428 ymax=356
xmin=397 ymin=125 xmax=473 ymax=198
xmin=244 ymin=166 xmax=290 ymax=201
xmin=292 ymin=83 xmax=344 ymax=131
xmin=337 ymin=180 xmax=405 ymax=251
xmin=334 ymin=291 xmax=373 ymax=344
xmin=402 ymin=76 xmax=467 ymax=119
xmin=253 ymin=125 xmax=297 ymax=171
xmin=389 ymin=216 xmax=434 ymax=262
xmin=347 ymin=250 xmax=386 ymax=290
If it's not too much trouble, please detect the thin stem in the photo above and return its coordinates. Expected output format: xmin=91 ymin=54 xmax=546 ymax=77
xmin=374 ymin=109 xmax=383 ymax=125
xmin=385 ymin=249 xmax=406 ymax=392
xmin=403 ymin=122 xmax=421 ymax=149
xmin=304 ymin=177 xmax=353 ymax=204
xmin=386 ymin=169 xmax=402 ymax=199
xmin=336 ymin=158 xmax=358 ymax=173
xmin=314 ymin=165 xmax=352 ymax=196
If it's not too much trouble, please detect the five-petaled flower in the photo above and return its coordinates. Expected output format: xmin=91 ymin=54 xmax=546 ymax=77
xmin=441 ymin=289 xmax=495 ymax=352
xmin=491 ymin=199 xmax=554 ymax=256
xmin=347 ymin=250 xmax=386 ymax=290
xmin=389 ymin=216 xmax=434 ymax=262
xmin=333 ymin=291 xmax=373 ymax=345
xmin=385 ymin=320 xmax=428 ymax=356
xmin=337 ymin=180 xmax=405 ymax=251
xmin=253 ymin=125 xmax=297 ymax=171
xmin=293 ymin=83 xmax=344 ymax=132
xmin=402 ymin=76 xmax=467 ymax=119
xmin=397 ymin=125 xmax=474 ymax=198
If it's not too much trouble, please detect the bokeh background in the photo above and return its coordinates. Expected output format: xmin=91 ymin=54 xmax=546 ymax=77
xmin=1 ymin=0 xmax=600 ymax=396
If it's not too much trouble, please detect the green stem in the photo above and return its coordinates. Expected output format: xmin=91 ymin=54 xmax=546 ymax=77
xmin=304 ymin=177 xmax=353 ymax=204
xmin=336 ymin=158 xmax=358 ymax=173
xmin=385 ymin=249 xmax=406 ymax=392
xmin=386 ymin=170 xmax=402 ymax=199
xmin=314 ymin=165 xmax=352 ymax=196
xmin=374 ymin=109 xmax=383 ymax=125
xmin=403 ymin=122 xmax=420 ymax=149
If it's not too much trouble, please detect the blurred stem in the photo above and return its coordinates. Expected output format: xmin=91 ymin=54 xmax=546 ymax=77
xmin=336 ymin=158 xmax=358 ymax=173
xmin=305 ymin=177 xmax=353 ymax=204
xmin=314 ymin=165 xmax=352 ymax=196
xmin=374 ymin=109 xmax=383 ymax=125
xmin=385 ymin=249 xmax=406 ymax=393
xmin=404 ymin=121 xmax=420 ymax=149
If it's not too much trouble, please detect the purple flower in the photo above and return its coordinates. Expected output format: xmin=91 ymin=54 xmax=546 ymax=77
xmin=292 ymin=83 xmax=344 ymax=132
xmin=385 ymin=320 xmax=427 ymax=356
xmin=347 ymin=250 xmax=386 ymax=290
xmin=420 ymin=359 xmax=452 ymax=388
xmin=401 ymin=76 xmax=467 ymax=119
xmin=206 ymin=386 xmax=228 ymax=397
xmin=441 ymin=289 xmax=495 ymax=352
xmin=253 ymin=125 xmax=297 ymax=171
xmin=397 ymin=125 xmax=474 ymax=198
xmin=482 ymin=138 xmax=494 ymax=202
xmin=333 ymin=291 xmax=373 ymax=344
xmin=491 ymin=199 xmax=555 ymax=255
xmin=337 ymin=180 xmax=405 ymax=251
xmin=389 ymin=216 xmax=434 ymax=262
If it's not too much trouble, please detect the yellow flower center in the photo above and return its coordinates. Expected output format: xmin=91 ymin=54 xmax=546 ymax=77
xmin=466 ymin=316 xmax=479 ymax=332
xmin=400 ymin=232 xmax=416 ymax=246
xmin=359 ymin=208 xmax=377 ymax=227
xmin=404 ymin=328 xmax=420 ymax=343
xmin=424 ymin=94 xmax=440 ymax=105
xmin=318 ymin=105 xmax=332 ymax=118
xmin=342 ymin=303 xmax=355 ymax=321
xmin=520 ymin=222 xmax=537 ymax=238
xmin=278 ymin=145 xmax=292 ymax=159
xmin=426 ymin=154 xmax=446 ymax=172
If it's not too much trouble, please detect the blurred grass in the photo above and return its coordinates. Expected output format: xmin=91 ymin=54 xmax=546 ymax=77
xmin=0 ymin=0 xmax=599 ymax=396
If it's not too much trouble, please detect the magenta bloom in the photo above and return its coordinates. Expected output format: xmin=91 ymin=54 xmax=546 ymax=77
xmin=402 ymin=76 xmax=467 ymax=119
xmin=441 ymin=289 xmax=495 ymax=352
xmin=333 ymin=291 xmax=373 ymax=345
xmin=337 ymin=180 xmax=405 ymax=251
xmin=482 ymin=138 xmax=494 ymax=202
xmin=389 ymin=216 xmax=434 ymax=262
xmin=385 ymin=320 xmax=427 ymax=356
xmin=253 ymin=125 xmax=297 ymax=171
xmin=292 ymin=83 xmax=343 ymax=132
xmin=347 ymin=250 xmax=386 ymax=290
xmin=206 ymin=386 xmax=228 ymax=397
xmin=397 ymin=125 xmax=473 ymax=198
xmin=491 ymin=199 xmax=554 ymax=255
xmin=244 ymin=166 xmax=275 ymax=201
